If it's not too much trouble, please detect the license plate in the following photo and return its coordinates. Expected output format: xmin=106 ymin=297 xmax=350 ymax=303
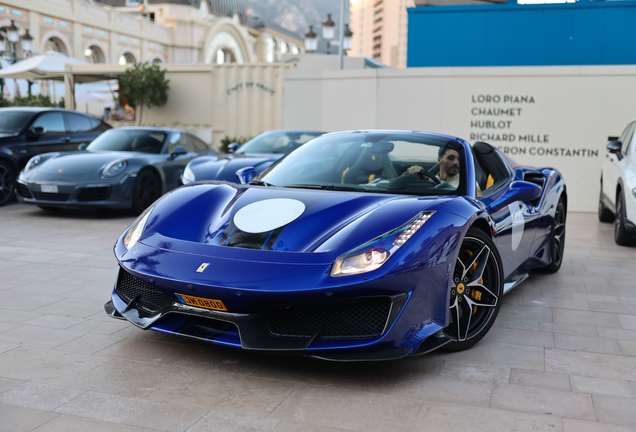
xmin=176 ymin=293 xmax=227 ymax=311
xmin=41 ymin=184 xmax=58 ymax=193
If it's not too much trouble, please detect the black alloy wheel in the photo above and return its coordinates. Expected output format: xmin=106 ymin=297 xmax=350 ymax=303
xmin=132 ymin=169 xmax=161 ymax=215
xmin=0 ymin=161 xmax=15 ymax=207
xmin=598 ymin=181 xmax=614 ymax=223
xmin=542 ymin=198 xmax=566 ymax=273
xmin=614 ymin=191 xmax=636 ymax=246
xmin=443 ymin=228 xmax=503 ymax=351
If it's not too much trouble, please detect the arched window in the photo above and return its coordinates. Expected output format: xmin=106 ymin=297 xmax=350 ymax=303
xmin=44 ymin=40 xmax=60 ymax=53
xmin=266 ymin=36 xmax=276 ymax=63
xmin=118 ymin=52 xmax=136 ymax=65
xmin=216 ymin=48 xmax=236 ymax=64
xmin=200 ymin=0 xmax=209 ymax=18
xmin=84 ymin=46 xmax=106 ymax=64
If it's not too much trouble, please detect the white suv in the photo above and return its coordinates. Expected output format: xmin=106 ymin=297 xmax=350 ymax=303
xmin=599 ymin=120 xmax=636 ymax=245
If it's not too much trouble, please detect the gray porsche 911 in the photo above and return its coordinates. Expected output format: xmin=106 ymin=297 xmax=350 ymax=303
xmin=16 ymin=127 xmax=220 ymax=213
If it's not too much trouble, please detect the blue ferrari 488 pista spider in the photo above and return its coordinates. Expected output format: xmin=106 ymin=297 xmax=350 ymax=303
xmin=105 ymin=130 xmax=566 ymax=361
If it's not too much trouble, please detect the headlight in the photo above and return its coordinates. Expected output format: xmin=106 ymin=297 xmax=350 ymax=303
xmin=632 ymin=188 xmax=636 ymax=200
xmin=123 ymin=204 xmax=155 ymax=250
xmin=182 ymin=165 xmax=195 ymax=184
xmin=331 ymin=211 xmax=435 ymax=277
xmin=24 ymin=156 xmax=42 ymax=172
xmin=103 ymin=160 xmax=127 ymax=177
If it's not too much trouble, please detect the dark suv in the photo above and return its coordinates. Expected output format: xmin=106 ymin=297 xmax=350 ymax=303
xmin=0 ymin=107 xmax=111 ymax=206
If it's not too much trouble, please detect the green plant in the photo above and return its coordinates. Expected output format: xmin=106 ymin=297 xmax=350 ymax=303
xmin=11 ymin=94 xmax=58 ymax=107
xmin=117 ymin=62 xmax=170 ymax=125
xmin=0 ymin=95 xmax=11 ymax=108
xmin=220 ymin=135 xmax=251 ymax=153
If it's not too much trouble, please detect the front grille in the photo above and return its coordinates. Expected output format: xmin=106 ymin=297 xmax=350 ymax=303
xmin=32 ymin=192 xmax=70 ymax=202
xmin=115 ymin=269 xmax=174 ymax=316
xmin=260 ymin=297 xmax=392 ymax=340
xmin=77 ymin=186 xmax=111 ymax=202
xmin=16 ymin=183 xmax=32 ymax=199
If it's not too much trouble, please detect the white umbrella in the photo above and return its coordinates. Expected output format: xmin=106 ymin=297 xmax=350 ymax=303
xmin=39 ymin=79 xmax=50 ymax=97
xmin=2 ymin=82 xmax=12 ymax=100
xmin=0 ymin=51 xmax=88 ymax=80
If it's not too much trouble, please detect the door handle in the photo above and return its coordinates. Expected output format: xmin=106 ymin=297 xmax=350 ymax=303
xmin=61 ymin=137 xmax=71 ymax=142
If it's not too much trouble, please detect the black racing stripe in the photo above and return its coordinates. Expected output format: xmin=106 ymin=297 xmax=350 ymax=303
xmin=172 ymin=317 xmax=196 ymax=335
xmin=264 ymin=225 xmax=286 ymax=251
xmin=227 ymin=228 xmax=271 ymax=249
xmin=219 ymin=220 xmax=236 ymax=246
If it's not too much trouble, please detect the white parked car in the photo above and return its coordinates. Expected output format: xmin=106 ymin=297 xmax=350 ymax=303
xmin=599 ymin=120 xmax=636 ymax=245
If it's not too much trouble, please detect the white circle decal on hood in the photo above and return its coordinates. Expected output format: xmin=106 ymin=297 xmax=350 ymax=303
xmin=234 ymin=198 xmax=306 ymax=233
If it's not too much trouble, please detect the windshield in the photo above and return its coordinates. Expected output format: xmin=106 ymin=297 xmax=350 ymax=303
xmin=258 ymin=131 xmax=466 ymax=196
xmin=87 ymin=129 xmax=168 ymax=154
xmin=237 ymin=130 xmax=323 ymax=154
xmin=0 ymin=111 xmax=33 ymax=134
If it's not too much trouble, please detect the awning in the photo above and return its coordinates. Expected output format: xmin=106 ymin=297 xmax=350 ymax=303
xmin=0 ymin=51 xmax=88 ymax=80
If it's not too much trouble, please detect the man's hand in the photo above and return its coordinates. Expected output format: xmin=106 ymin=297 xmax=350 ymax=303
xmin=407 ymin=165 xmax=424 ymax=175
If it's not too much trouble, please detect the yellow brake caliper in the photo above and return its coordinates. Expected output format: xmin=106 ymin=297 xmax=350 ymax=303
xmin=463 ymin=250 xmax=483 ymax=314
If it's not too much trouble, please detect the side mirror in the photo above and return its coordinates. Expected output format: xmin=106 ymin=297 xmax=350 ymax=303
xmin=487 ymin=181 xmax=542 ymax=213
xmin=31 ymin=126 xmax=45 ymax=136
xmin=236 ymin=166 xmax=256 ymax=185
xmin=607 ymin=140 xmax=622 ymax=154
xmin=78 ymin=143 xmax=88 ymax=151
xmin=170 ymin=146 xmax=188 ymax=159
xmin=228 ymin=142 xmax=240 ymax=153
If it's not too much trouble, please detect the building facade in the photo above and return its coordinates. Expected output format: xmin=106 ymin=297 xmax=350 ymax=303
xmin=349 ymin=0 xmax=414 ymax=68
xmin=0 ymin=0 xmax=303 ymax=66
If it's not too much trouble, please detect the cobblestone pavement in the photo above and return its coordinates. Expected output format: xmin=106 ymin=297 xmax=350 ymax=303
xmin=1 ymin=203 xmax=636 ymax=432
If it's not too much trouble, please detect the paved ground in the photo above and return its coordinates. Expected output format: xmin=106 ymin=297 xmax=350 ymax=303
xmin=0 ymin=203 xmax=635 ymax=432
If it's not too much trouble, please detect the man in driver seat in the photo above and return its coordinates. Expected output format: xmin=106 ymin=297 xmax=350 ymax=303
xmin=407 ymin=145 xmax=460 ymax=188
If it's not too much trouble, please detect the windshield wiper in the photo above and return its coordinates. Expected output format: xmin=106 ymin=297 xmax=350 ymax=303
xmin=248 ymin=180 xmax=275 ymax=187
xmin=284 ymin=184 xmax=367 ymax=192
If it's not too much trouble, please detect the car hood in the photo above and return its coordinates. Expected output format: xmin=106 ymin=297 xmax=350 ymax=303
xmin=139 ymin=182 xmax=455 ymax=259
xmin=189 ymin=153 xmax=282 ymax=182
xmin=29 ymin=151 xmax=139 ymax=178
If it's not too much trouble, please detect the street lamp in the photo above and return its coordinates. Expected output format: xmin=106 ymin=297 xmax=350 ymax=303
xmin=321 ymin=14 xmax=335 ymax=54
xmin=343 ymin=24 xmax=353 ymax=51
xmin=304 ymin=26 xmax=318 ymax=53
xmin=303 ymin=1 xmax=353 ymax=70
xmin=0 ymin=21 xmax=37 ymax=94
xmin=6 ymin=20 xmax=19 ymax=63
xmin=21 ymin=29 xmax=33 ymax=58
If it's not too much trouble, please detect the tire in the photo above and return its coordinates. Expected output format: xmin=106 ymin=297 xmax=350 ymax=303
xmin=541 ymin=198 xmax=567 ymax=273
xmin=131 ymin=169 xmax=161 ymax=215
xmin=598 ymin=181 xmax=614 ymax=223
xmin=0 ymin=161 xmax=16 ymax=207
xmin=442 ymin=227 xmax=503 ymax=352
xmin=614 ymin=191 xmax=636 ymax=246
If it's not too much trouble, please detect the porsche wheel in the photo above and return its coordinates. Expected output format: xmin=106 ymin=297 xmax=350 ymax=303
xmin=541 ymin=198 xmax=566 ymax=273
xmin=614 ymin=191 xmax=636 ymax=246
xmin=131 ymin=169 xmax=161 ymax=215
xmin=0 ymin=161 xmax=15 ymax=207
xmin=443 ymin=228 xmax=503 ymax=351
xmin=598 ymin=181 xmax=614 ymax=223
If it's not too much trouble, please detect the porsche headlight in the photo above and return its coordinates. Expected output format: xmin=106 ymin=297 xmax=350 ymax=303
xmin=182 ymin=165 xmax=195 ymax=184
xmin=103 ymin=160 xmax=127 ymax=177
xmin=123 ymin=204 xmax=155 ymax=250
xmin=331 ymin=211 xmax=435 ymax=277
xmin=24 ymin=156 xmax=42 ymax=172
